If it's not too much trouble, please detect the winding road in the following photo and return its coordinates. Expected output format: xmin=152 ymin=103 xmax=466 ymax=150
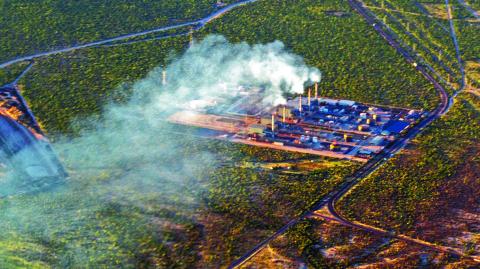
xmin=0 ymin=0 xmax=260 ymax=189
xmin=0 ymin=0 xmax=258 ymax=70
xmin=228 ymin=0 xmax=480 ymax=267
xmin=445 ymin=0 xmax=466 ymax=94
xmin=1 ymin=0 xmax=477 ymax=265
xmin=321 ymin=0 xmax=478 ymax=263
xmin=457 ymin=0 xmax=480 ymax=19
xmin=324 ymin=0 xmax=479 ymax=263
xmin=362 ymin=0 xmax=457 ymax=92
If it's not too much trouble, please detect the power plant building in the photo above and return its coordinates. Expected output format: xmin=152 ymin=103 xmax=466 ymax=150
xmin=169 ymin=89 xmax=423 ymax=162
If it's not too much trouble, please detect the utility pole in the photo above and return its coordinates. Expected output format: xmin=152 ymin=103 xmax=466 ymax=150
xmin=189 ymin=27 xmax=194 ymax=48
xmin=162 ymin=69 xmax=167 ymax=86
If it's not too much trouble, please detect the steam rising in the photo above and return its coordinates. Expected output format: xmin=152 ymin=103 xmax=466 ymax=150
xmin=154 ymin=35 xmax=320 ymax=108
xmin=58 ymin=35 xmax=320 ymax=175
xmin=0 ymin=35 xmax=321 ymax=265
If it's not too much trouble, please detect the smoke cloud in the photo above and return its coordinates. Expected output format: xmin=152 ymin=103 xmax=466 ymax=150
xmin=57 ymin=34 xmax=321 ymax=180
xmin=0 ymin=35 xmax=321 ymax=265
xmin=140 ymin=35 xmax=320 ymax=109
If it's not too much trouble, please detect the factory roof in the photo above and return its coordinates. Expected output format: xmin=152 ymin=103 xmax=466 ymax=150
xmin=370 ymin=136 xmax=385 ymax=146
xmin=383 ymin=120 xmax=409 ymax=134
xmin=249 ymin=124 xmax=266 ymax=129
xmin=338 ymin=100 xmax=356 ymax=106
xmin=318 ymin=98 xmax=338 ymax=105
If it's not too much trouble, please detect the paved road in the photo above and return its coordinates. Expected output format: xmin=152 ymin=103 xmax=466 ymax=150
xmin=228 ymin=196 xmax=332 ymax=269
xmin=311 ymin=212 xmax=480 ymax=262
xmin=0 ymin=0 xmax=260 ymax=189
xmin=457 ymin=0 xmax=480 ymax=19
xmin=363 ymin=0 xmax=457 ymax=90
xmin=2 ymin=61 xmax=35 ymax=88
xmin=228 ymin=0 xmax=453 ymax=267
xmin=326 ymin=0 xmax=479 ymax=264
xmin=445 ymin=0 xmax=466 ymax=92
xmin=0 ymin=0 xmax=258 ymax=69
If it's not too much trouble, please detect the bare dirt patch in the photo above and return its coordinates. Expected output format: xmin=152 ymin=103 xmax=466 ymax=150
xmin=466 ymin=60 xmax=480 ymax=86
xmin=422 ymin=3 xmax=449 ymax=19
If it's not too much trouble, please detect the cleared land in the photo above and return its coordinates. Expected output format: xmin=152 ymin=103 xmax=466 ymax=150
xmin=169 ymin=96 xmax=421 ymax=162
xmin=240 ymin=217 xmax=478 ymax=268
xmin=422 ymin=3 xmax=449 ymax=19
xmin=466 ymin=60 xmax=480 ymax=87
xmin=0 ymin=0 xmax=465 ymax=268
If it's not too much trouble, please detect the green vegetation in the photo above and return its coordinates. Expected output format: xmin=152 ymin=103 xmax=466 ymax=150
xmin=202 ymin=0 xmax=438 ymax=110
xmin=284 ymin=219 xmax=347 ymax=268
xmin=455 ymin=20 xmax=480 ymax=62
xmin=0 ymin=61 xmax=30 ymax=86
xmin=450 ymin=0 xmax=477 ymax=19
xmin=0 ymin=0 xmax=242 ymax=62
xmin=22 ymin=36 xmax=189 ymax=136
xmin=466 ymin=60 xmax=480 ymax=87
xmin=258 ymin=216 xmax=475 ymax=268
xmin=0 ymin=237 xmax=50 ymax=269
xmin=0 ymin=0 xmax=472 ymax=268
xmin=362 ymin=0 xmax=462 ymax=90
xmin=284 ymin=219 xmax=393 ymax=268
xmin=19 ymin=0 xmax=439 ymax=136
xmin=469 ymin=1 xmax=480 ymax=10
xmin=0 ymin=137 xmax=359 ymax=268
xmin=450 ymin=0 xmax=480 ymax=86
xmin=338 ymin=92 xmax=480 ymax=233
xmin=202 ymin=159 xmax=357 ymax=265
xmin=364 ymin=0 xmax=479 ymax=88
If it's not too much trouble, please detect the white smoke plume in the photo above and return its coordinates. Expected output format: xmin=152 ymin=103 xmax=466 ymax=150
xmin=138 ymin=35 xmax=320 ymax=110
xmin=56 ymin=34 xmax=321 ymax=175
xmin=0 ymin=35 xmax=321 ymax=265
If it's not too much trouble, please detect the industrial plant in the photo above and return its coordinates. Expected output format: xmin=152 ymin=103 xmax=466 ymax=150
xmin=169 ymin=84 xmax=424 ymax=162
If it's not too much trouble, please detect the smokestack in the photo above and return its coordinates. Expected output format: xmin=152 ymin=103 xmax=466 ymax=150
xmin=271 ymin=114 xmax=275 ymax=133
xmin=308 ymin=88 xmax=311 ymax=108
xmin=314 ymin=82 xmax=318 ymax=99
xmin=162 ymin=69 xmax=167 ymax=86
xmin=299 ymin=95 xmax=303 ymax=112
xmin=282 ymin=106 xmax=286 ymax=123
xmin=189 ymin=27 xmax=194 ymax=47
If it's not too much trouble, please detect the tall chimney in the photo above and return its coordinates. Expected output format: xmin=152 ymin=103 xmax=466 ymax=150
xmin=299 ymin=95 xmax=303 ymax=112
xmin=189 ymin=27 xmax=194 ymax=47
xmin=162 ymin=69 xmax=167 ymax=85
xmin=308 ymin=88 xmax=311 ymax=108
xmin=271 ymin=114 xmax=275 ymax=132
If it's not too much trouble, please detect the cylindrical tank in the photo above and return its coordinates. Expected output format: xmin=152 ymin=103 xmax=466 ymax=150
xmin=358 ymin=124 xmax=370 ymax=132
xmin=330 ymin=143 xmax=340 ymax=151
